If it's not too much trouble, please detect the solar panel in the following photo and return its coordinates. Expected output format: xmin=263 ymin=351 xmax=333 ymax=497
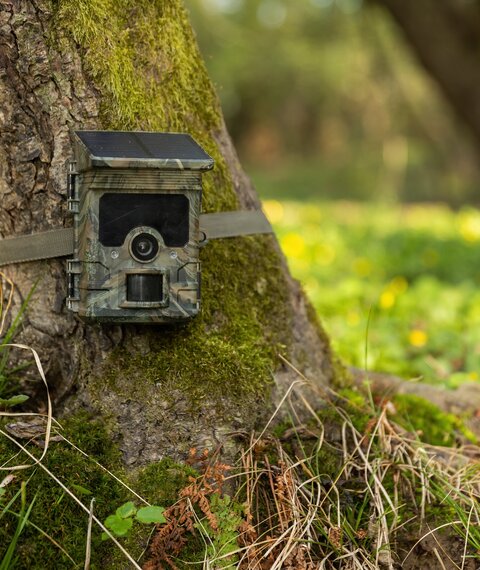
xmin=75 ymin=131 xmax=211 ymax=161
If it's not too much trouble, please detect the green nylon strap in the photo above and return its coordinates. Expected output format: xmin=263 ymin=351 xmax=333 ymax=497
xmin=199 ymin=210 xmax=272 ymax=240
xmin=0 ymin=210 xmax=273 ymax=267
xmin=0 ymin=228 xmax=75 ymax=267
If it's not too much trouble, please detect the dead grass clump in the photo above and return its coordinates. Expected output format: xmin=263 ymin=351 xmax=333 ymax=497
xmin=143 ymin=361 xmax=480 ymax=569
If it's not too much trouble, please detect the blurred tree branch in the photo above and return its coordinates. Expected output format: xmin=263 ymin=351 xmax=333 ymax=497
xmin=374 ymin=0 xmax=480 ymax=152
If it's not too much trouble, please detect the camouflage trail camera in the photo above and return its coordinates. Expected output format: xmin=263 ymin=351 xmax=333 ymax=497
xmin=67 ymin=131 xmax=214 ymax=324
xmin=0 ymin=130 xmax=272 ymax=324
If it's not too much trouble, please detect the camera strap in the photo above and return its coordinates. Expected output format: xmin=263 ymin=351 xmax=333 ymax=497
xmin=0 ymin=210 xmax=273 ymax=267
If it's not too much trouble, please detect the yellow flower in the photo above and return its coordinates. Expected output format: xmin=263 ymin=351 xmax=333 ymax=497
xmin=262 ymin=200 xmax=284 ymax=224
xmin=379 ymin=290 xmax=395 ymax=309
xmin=281 ymin=232 xmax=305 ymax=258
xmin=409 ymin=329 xmax=428 ymax=347
xmin=468 ymin=371 xmax=478 ymax=381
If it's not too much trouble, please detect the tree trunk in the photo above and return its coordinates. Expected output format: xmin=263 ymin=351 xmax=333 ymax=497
xmin=0 ymin=0 xmax=339 ymax=467
xmin=373 ymin=0 xmax=480 ymax=153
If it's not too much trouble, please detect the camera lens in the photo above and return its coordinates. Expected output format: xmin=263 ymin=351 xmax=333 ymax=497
xmin=130 ymin=233 xmax=159 ymax=262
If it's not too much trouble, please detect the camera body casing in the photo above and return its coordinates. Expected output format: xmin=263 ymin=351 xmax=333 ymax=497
xmin=66 ymin=131 xmax=214 ymax=323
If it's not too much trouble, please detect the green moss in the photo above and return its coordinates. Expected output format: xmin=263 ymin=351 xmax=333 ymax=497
xmin=52 ymin=0 xmax=235 ymax=213
xmin=271 ymin=419 xmax=294 ymax=439
xmin=331 ymin=357 xmax=353 ymax=389
xmin=337 ymin=387 xmax=369 ymax=409
xmin=97 ymin=234 xmax=292 ymax=413
xmin=0 ymin=414 xmax=214 ymax=569
xmin=392 ymin=394 xmax=477 ymax=446
xmin=0 ymin=413 xmax=126 ymax=569
xmin=335 ymin=388 xmax=372 ymax=433
xmin=50 ymin=0 xmax=300 ymax=411
xmin=134 ymin=458 xmax=197 ymax=505
xmin=314 ymin=443 xmax=343 ymax=480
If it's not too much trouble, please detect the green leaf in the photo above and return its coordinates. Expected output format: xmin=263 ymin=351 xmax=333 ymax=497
xmin=104 ymin=514 xmax=133 ymax=536
xmin=71 ymin=484 xmax=92 ymax=496
xmin=135 ymin=506 xmax=166 ymax=524
xmin=0 ymin=395 xmax=29 ymax=408
xmin=116 ymin=501 xmax=137 ymax=519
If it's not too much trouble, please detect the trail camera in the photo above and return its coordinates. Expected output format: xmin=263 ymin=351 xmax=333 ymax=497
xmin=0 ymin=131 xmax=272 ymax=323
xmin=66 ymin=131 xmax=214 ymax=323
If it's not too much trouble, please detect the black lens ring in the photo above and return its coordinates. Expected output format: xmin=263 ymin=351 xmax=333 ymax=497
xmin=130 ymin=232 xmax=159 ymax=263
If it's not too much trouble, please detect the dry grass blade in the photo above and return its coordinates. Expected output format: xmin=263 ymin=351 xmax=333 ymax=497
xmin=84 ymin=497 xmax=95 ymax=570
xmin=0 ymin=343 xmax=53 ymax=471
xmin=0 ymin=272 xmax=14 ymax=337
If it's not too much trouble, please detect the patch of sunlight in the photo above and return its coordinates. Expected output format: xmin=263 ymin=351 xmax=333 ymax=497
xmin=458 ymin=209 xmax=480 ymax=242
xmin=262 ymin=199 xmax=285 ymax=224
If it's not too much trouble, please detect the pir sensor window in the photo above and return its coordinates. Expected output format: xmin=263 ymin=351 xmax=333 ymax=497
xmin=99 ymin=193 xmax=190 ymax=247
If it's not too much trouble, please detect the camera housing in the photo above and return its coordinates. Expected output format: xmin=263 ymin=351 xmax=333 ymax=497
xmin=67 ymin=131 xmax=214 ymax=323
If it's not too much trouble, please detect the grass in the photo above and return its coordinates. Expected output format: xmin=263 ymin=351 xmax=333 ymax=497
xmin=0 ymin=482 xmax=36 ymax=570
xmin=140 ymin=364 xmax=480 ymax=568
xmin=262 ymin=199 xmax=480 ymax=388
xmin=1 ymin=201 xmax=480 ymax=567
xmin=0 ymin=273 xmax=36 ymax=403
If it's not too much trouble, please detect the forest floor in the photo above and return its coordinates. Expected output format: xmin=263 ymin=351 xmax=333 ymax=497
xmin=0 ymin=200 xmax=479 ymax=568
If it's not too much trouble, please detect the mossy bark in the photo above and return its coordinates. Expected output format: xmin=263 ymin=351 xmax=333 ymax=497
xmin=0 ymin=0 xmax=339 ymax=465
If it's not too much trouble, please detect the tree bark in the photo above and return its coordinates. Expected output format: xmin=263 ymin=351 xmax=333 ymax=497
xmin=374 ymin=0 xmax=480 ymax=153
xmin=0 ymin=0 xmax=339 ymax=467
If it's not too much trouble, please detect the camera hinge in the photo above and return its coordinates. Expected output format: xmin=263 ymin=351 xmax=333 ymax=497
xmin=67 ymin=161 xmax=79 ymax=214
xmin=66 ymin=258 xmax=81 ymax=312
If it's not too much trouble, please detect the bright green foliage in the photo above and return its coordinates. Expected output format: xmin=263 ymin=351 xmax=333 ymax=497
xmin=102 ymin=501 xmax=165 ymax=539
xmin=136 ymin=505 xmax=166 ymax=524
xmin=115 ymin=501 xmax=137 ymax=519
xmin=0 ymin=394 xmax=29 ymax=408
xmin=104 ymin=514 xmax=133 ymax=537
xmin=265 ymin=200 xmax=480 ymax=387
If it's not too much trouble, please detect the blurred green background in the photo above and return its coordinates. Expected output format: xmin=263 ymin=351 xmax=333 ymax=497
xmin=185 ymin=0 xmax=480 ymax=387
